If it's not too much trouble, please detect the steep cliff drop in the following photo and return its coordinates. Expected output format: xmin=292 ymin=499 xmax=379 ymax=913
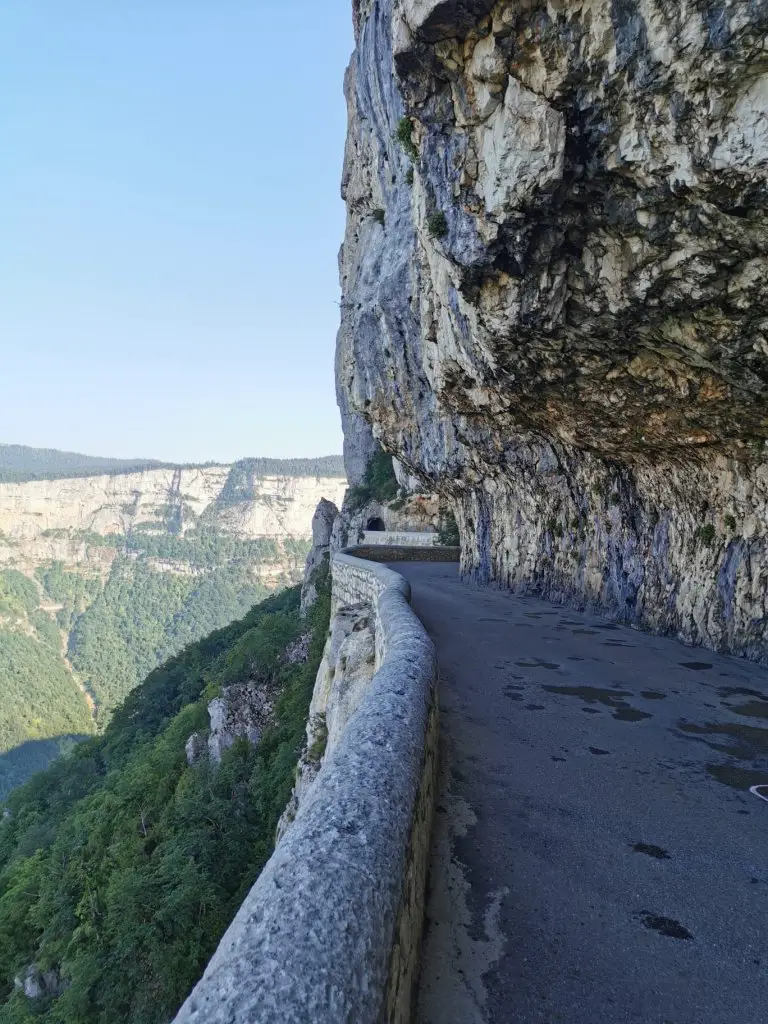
xmin=337 ymin=0 xmax=768 ymax=661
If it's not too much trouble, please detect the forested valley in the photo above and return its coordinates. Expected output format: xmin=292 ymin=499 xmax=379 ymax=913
xmin=0 ymin=571 xmax=331 ymax=1023
xmin=0 ymin=450 xmax=345 ymax=795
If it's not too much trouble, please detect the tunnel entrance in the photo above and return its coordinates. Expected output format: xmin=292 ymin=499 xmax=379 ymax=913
xmin=366 ymin=517 xmax=386 ymax=532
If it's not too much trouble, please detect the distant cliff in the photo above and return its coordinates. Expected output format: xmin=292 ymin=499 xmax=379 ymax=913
xmin=338 ymin=0 xmax=768 ymax=661
xmin=0 ymin=462 xmax=345 ymax=564
xmin=0 ymin=457 xmax=346 ymax=794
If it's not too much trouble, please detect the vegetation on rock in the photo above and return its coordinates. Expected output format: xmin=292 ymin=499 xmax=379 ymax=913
xmin=0 ymin=446 xmax=344 ymax=486
xmin=347 ymin=449 xmax=400 ymax=511
xmin=437 ymin=507 xmax=460 ymax=547
xmin=0 ymin=445 xmax=164 ymax=483
xmin=395 ymin=116 xmax=418 ymax=161
xmin=0 ymin=570 xmax=331 ymax=1024
xmin=427 ymin=211 xmax=448 ymax=238
xmin=0 ymin=571 xmax=95 ymax=798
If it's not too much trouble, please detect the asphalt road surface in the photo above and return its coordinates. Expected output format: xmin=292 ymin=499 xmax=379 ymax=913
xmin=394 ymin=562 xmax=768 ymax=1024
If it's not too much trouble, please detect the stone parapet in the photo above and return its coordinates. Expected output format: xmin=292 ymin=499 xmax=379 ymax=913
xmin=361 ymin=530 xmax=438 ymax=547
xmin=173 ymin=548 xmax=438 ymax=1024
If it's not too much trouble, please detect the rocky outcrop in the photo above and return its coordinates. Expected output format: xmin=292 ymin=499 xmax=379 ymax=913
xmin=207 ymin=683 xmax=274 ymax=764
xmin=300 ymin=498 xmax=339 ymax=614
xmin=185 ymin=732 xmax=207 ymax=766
xmin=338 ymin=0 xmax=768 ymax=660
xmin=14 ymin=966 xmax=63 ymax=1001
xmin=307 ymin=603 xmax=376 ymax=752
xmin=277 ymin=600 xmax=376 ymax=838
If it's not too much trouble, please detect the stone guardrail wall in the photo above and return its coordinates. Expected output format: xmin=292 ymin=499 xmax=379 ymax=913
xmin=361 ymin=530 xmax=438 ymax=547
xmin=173 ymin=548 xmax=439 ymax=1024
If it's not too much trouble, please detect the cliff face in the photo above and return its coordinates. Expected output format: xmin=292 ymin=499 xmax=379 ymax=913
xmin=0 ymin=465 xmax=347 ymax=793
xmin=338 ymin=0 xmax=768 ymax=660
xmin=0 ymin=465 xmax=347 ymax=574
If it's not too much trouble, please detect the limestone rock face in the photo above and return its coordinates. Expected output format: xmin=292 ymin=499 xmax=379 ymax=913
xmin=185 ymin=732 xmax=207 ymax=766
xmin=338 ymin=0 xmax=768 ymax=659
xmin=283 ymin=631 xmax=312 ymax=665
xmin=311 ymin=604 xmax=376 ymax=752
xmin=15 ymin=966 xmax=63 ymax=1001
xmin=300 ymin=499 xmax=339 ymax=614
xmin=207 ymin=684 xmax=274 ymax=765
xmin=276 ymin=603 xmax=376 ymax=840
xmin=0 ymin=466 xmax=347 ymax=574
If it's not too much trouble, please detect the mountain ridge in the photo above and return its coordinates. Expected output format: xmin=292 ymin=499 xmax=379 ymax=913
xmin=0 ymin=444 xmax=345 ymax=484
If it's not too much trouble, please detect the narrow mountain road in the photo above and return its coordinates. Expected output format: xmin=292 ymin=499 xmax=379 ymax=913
xmin=392 ymin=562 xmax=768 ymax=1024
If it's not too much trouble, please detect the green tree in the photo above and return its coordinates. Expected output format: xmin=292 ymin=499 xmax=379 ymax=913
xmin=0 ymin=574 xmax=331 ymax=1024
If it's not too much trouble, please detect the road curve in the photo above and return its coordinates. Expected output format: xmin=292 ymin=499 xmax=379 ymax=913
xmin=392 ymin=562 xmax=768 ymax=1024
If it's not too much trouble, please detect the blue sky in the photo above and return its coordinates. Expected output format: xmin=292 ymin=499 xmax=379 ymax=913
xmin=0 ymin=2 xmax=353 ymax=463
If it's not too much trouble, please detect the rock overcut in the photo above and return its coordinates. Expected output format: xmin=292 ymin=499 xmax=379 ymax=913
xmin=338 ymin=0 xmax=768 ymax=659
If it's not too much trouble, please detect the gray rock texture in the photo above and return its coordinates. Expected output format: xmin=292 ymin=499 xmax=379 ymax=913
xmin=300 ymin=498 xmax=339 ymax=614
xmin=14 ymin=966 xmax=63 ymax=1001
xmin=331 ymin=492 xmax=441 ymax=557
xmin=337 ymin=0 xmax=768 ymax=661
xmin=172 ymin=552 xmax=438 ymax=1024
xmin=207 ymin=683 xmax=274 ymax=764
xmin=277 ymin=603 xmax=376 ymax=842
xmin=283 ymin=631 xmax=312 ymax=665
xmin=184 ymin=732 xmax=206 ymax=766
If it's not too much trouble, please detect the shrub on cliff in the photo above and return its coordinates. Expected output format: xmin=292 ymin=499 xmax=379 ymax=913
xmin=395 ymin=116 xmax=418 ymax=161
xmin=427 ymin=211 xmax=448 ymax=238
xmin=347 ymin=449 xmax=400 ymax=512
xmin=437 ymin=506 xmax=460 ymax=547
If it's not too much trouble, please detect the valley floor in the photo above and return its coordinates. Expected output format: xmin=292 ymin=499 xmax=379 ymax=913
xmin=395 ymin=563 xmax=768 ymax=1024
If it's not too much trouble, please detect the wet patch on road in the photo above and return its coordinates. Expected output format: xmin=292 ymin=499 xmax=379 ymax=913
xmin=677 ymin=721 xmax=768 ymax=759
xmin=641 ymin=690 xmax=666 ymax=700
xmin=632 ymin=843 xmax=671 ymax=860
xmin=724 ymin=699 xmax=768 ymax=721
xmin=503 ymin=689 xmax=524 ymax=702
xmin=669 ymin=714 xmax=768 ymax=791
xmin=707 ymin=764 xmax=768 ymax=791
xmin=614 ymin=707 xmax=653 ymax=722
xmin=718 ymin=686 xmax=768 ymax=701
xmin=545 ymin=684 xmax=652 ymax=722
xmin=516 ymin=659 xmax=560 ymax=670
xmin=638 ymin=913 xmax=693 ymax=940
xmin=544 ymin=685 xmax=631 ymax=705
xmin=680 ymin=662 xmax=713 ymax=671
xmin=589 ymin=747 xmax=610 ymax=755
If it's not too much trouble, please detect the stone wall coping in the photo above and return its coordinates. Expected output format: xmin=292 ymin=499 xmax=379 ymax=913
xmin=361 ymin=530 xmax=438 ymax=547
xmin=173 ymin=549 xmax=437 ymax=1024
